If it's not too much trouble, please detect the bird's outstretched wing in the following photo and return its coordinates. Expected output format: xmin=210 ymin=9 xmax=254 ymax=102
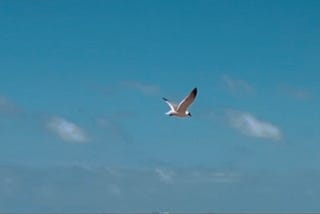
xmin=177 ymin=87 xmax=197 ymax=112
xmin=162 ymin=97 xmax=177 ymax=111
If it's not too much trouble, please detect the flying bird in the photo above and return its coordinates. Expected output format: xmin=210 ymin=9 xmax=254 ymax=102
xmin=162 ymin=87 xmax=198 ymax=117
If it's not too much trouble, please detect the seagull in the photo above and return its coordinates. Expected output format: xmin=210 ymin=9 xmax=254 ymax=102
xmin=162 ymin=87 xmax=198 ymax=117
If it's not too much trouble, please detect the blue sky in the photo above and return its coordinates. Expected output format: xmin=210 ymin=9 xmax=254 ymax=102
xmin=1 ymin=0 xmax=320 ymax=212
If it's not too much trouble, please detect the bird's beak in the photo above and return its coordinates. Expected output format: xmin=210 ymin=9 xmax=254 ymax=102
xmin=189 ymin=113 xmax=192 ymax=117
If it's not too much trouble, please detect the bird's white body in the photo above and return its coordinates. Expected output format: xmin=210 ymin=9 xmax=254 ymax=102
xmin=165 ymin=109 xmax=190 ymax=117
xmin=163 ymin=88 xmax=197 ymax=118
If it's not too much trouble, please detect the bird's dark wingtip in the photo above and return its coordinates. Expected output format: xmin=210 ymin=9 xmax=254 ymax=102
xmin=192 ymin=87 xmax=198 ymax=95
xmin=162 ymin=97 xmax=168 ymax=101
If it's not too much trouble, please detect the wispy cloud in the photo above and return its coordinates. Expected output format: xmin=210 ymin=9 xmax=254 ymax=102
xmin=3 ymin=164 xmax=320 ymax=211
xmin=187 ymin=170 xmax=241 ymax=184
xmin=0 ymin=95 xmax=21 ymax=115
xmin=222 ymin=75 xmax=254 ymax=95
xmin=108 ymin=184 xmax=121 ymax=196
xmin=279 ymin=84 xmax=313 ymax=101
xmin=0 ymin=164 xmax=241 ymax=211
xmin=47 ymin=117 xmax=88 ymax=143
xmin=155 ymin=168 xmax=175 ymax=184
xmin=154 ymin=167 xmax=241 ymax=184
xmin=121 ymin=80 xmax=160 ymax=95
xmin=227 ymin=111 xmax=282 ymax=141
xmin=96 ymin=116 xmax=132 ymax=144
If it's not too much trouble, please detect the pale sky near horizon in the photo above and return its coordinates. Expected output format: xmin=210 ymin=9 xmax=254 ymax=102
xmin=1 ymin=0 xmax=320 ymax=212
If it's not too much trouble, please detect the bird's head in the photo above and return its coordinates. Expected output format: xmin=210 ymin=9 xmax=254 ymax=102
xmin=186 ymin=111 xmax=192 ymax=117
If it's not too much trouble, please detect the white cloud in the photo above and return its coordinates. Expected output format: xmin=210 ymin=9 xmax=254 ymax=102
xmin=228 ymin=111 xmax=282 ymax=141
xmin=121 ymin=80 xmax=160 ymax=95
xmin=47 ymin=117 xmax=88 ymax=143
xmin=222 ymin=75 xmax=254 ymax=94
